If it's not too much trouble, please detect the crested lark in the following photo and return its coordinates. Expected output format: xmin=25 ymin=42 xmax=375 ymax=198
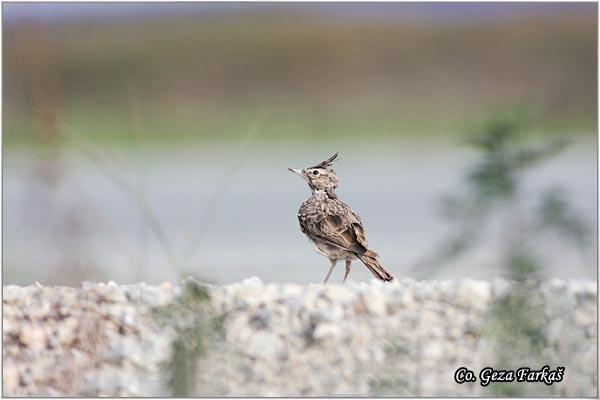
xmin=289 ymin=153 xmax=394 ymax=283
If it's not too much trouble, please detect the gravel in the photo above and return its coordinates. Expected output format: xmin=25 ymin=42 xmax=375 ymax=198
xmin=3 ymin=278 xmax=597 ymax=396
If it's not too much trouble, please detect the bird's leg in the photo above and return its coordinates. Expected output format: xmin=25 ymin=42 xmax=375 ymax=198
xmin=323 ymin=259 xmax=337 ymax=284
xmin=343 ymin=260 xmax=352 ymax=283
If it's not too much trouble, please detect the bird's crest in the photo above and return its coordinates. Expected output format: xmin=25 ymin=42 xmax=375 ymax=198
xmin=309 ymin=152 xmax=339 ymax=169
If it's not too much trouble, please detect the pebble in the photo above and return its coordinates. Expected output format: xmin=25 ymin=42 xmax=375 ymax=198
xmin=244 ymin=331 xmax=285 ymax=359
xmin=313 ymin=322 xmax=342 ymax=339
xmin=19 ymin=324 xmax=47 ymax=352
xmin=454 ymin=279 xmax=492 ymax=310
xmin=322 ymin=286 xmax=355 ymax=303
xmin=574 ymin=309 xmax=595 ymax=327
xmin=3 ymin=363 xmax=19 ymax=393
xmin=362 ymin=291 xmax=388 ymax=316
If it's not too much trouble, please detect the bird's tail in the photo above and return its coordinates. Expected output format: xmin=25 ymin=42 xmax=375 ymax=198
xmin=358 ymin=253 xmax=394 ymax=282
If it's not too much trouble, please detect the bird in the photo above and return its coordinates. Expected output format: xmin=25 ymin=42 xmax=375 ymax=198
xmin=288 ymin=153 xmax=394 ymax=283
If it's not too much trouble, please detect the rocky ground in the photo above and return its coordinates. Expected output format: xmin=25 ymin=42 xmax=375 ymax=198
xmin=3 ymin=278 xmax=597 ymax=397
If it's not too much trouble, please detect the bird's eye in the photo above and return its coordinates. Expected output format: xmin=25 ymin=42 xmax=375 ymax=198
xmin=312 ymin=170 xmax=319 ymax=175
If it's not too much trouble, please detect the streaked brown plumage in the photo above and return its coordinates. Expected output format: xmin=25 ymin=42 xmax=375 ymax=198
xmin=288 ymin=153 xmax=394 ymax=283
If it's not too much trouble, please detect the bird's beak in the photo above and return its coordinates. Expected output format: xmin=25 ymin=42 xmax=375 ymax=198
xmin=288 ymin=168 xmax=308 ymax=182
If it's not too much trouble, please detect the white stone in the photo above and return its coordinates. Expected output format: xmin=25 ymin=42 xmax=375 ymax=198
xmin=322 ymin=286 xmax=355 ymax=304
xmin=242 ymin=276 xmax=263 ymax=286
xmin=363 ymin=292 xmax=387 ymax=316
xmin=234 ymin=285 xmax=270 ymax=308
xmin=422 ymin=341 xmax=443 ymax=359
xmin=19 ymin=324 xmax=47 ymax=352
xmin=244 ymin=331 xmax=285 ymax=359
xmin=574 ymin=309 xmax=595 ymax=327
xmin=394 ymin=288 xmax=415 ymax=307
xmin=280 ymin=284 xmax=303 ymax=299
xmin=3 ymin=363 xmax=19 ymax=393
xmin=454 ymin=280 xmax=491 ymax=311
xmin=313 ymin=322 xmax=342 ymax=339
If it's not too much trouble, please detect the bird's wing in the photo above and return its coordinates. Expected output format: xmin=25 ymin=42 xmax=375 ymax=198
xmin=300 ymin=200 xmax=376 ymax=256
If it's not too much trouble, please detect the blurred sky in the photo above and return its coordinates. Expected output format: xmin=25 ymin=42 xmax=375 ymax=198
xmin=4 ymin=3 xmax=594 ymax=24
xmin=4 ymin=2 xmax=597 ymax=145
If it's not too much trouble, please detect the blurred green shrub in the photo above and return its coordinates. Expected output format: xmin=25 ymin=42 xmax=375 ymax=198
xmin=156 ymin=279 xmax=224 ymax=396
xmin=428 ymin=104 xmax=589 ymax=278
xmin=425 ymin=104 xmax=591 ymax=395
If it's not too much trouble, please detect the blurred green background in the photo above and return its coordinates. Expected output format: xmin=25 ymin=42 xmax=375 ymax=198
xmin=3 ymin=3 xmax=597 ymax=285
xmin=4 ymin=3 xmax=597 ymax=145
